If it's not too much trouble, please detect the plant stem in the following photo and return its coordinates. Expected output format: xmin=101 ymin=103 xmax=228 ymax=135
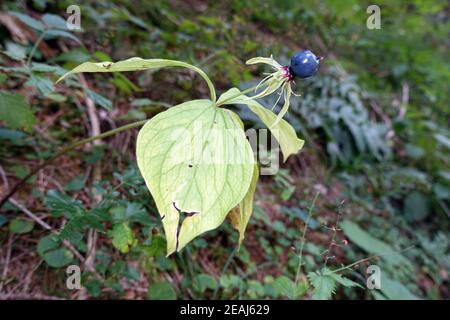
xmin=331 ymin=245 xmax=415 ymax=274
xmin=26 ymin=30 xmax=47 ymax=67
xmin=216 ymin=84 xmax=259 ymax=107
xmin=294 ymin=191 xmax=320 ymax=287
xmin=0 ymin=119 xmax=148 ymax=209
xmin=212 ymin=247 xmax=237 ymax=299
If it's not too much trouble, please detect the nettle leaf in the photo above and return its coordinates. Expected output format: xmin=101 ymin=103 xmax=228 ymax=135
xmin=0 ymin=92 xmax=36 ymax=132
xmin=307 ymin=269 xmax=337 ymax=300
xmin=273 ymin=275 xmax=309 ymax=299
xmin=136 ymin=100 xmax=254 ymax=255
xmin=228 ymin=164 xmax=259 ymax=247
xmin=218 ymin=88 xmax=304 ymax=161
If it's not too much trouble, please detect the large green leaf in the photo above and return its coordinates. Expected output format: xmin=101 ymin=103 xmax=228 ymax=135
xmin=341 ymin=220 xmax=412 ymax=267
xmin=56 ymin=57 xmax=216 ymax=102
xmin=229 ymin=164 xmax=259 ymax=247
xmin=378 ymin=273 xmax=420 ymax=300
xmin=218 ymin=88 xmax=304 ymax=161
xmin=0 ymin=92 xmax=36 ymax=132
xmin=136 ymin=99 xmax=254 ymax=255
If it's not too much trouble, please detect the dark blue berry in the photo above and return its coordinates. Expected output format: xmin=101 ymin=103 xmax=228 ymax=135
xmin=289 ymin=50 xmax=320 ymax=79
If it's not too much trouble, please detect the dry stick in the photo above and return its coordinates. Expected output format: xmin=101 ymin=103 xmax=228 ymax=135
xmin=77 ymin=74 xmax=102 ymax=299
xmin=0 ymin=119 xmax=148 ymax=210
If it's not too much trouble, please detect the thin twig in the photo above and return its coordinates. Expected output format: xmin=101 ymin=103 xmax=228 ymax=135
xmin=294 ymin=191 xmax=320 ymax=287
xmin=323 ymin=200 xmax=345 ymax=267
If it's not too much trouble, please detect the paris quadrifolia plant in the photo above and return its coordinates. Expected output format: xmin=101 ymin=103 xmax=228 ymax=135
xmin=53 ymin=50 xmax=321 ymax=256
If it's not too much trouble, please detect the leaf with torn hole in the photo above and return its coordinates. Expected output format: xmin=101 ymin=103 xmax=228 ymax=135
xmin=218 ymin=88 xmax=304 ymax=161
xmin=136 ymin=99 xmax=254 ymax=255
xmin=229 ymin=164 xmax=259 ymax=247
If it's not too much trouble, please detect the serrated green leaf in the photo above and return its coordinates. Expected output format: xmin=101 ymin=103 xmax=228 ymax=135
xmin=325 ymin=269 xmax=362 ymax=288
xmin=56 ymin=57 xmax=216 ymax=102
xmin=44 ymin=190 xmax=84 ymax=218
xmin=218 ymin=88 xmax=304 ymax=161
xmin=108 ymin=222 xmax=136 ymax=253
xmin=229 ymin=164 xmax=259 ymax=247
xmin=136 ymin=100 xmax=254 ymax=255
xmin=273 ymin=275 xmax=308 ymax=299
xmin=0 ymin=92 xmax=36 ymax=132
xmin=308 ymin=270 xmax=336 ymax=300
xmin=9 ymin=218 xmax=34 ymax=234
xmin=341 ymin=220 xmax=412 ymax=267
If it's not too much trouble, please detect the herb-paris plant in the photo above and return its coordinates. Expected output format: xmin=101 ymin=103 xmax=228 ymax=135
xmin=57 ymin=52 xmax=319 ymax=255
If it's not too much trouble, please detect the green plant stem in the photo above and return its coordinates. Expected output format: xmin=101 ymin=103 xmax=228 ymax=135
xmin=26 ymin=30 xmax=47 ymax=67
xmin=332 ymin=245 xmax=415 ymax=274
xmin=0 ymin=119 xmax=148 ymax=209
xmin=294 ymin=191 xmax=320 ymax=287
xmin=212 ymin=247 xmax=237 ymax=299
xmin=216 ymin=85 xmax=259 ymax=107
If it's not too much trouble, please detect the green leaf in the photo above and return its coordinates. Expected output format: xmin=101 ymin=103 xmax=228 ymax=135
xmin=41 ymin=13 xmax=68 ymax=30
xmin=0 ymin=215 xmax=8 ymax=227
xmin=403 ymin=191 xmax=430 ymax=222
xmin=45 ymin=29 xmax=82 ymax=44
xmin=85 ymin=89 xmax=113 ymax=111
xmin=37 ymin=235 xmax=73 ymax=268
xmin=193 ymin=274 xmax=218 ymax=292
xmin=9 ymin=218 xmax=34 ymax=234
xmin=308 ymin=270 xmax=337 ymax=300
xmin=10 ymin=12 xmax=45 ymax=31
xmin=44 ymin=190 xmax=84 ymax=218
xmin=379 ymin=273 xmax=420 ymax=300
xmin=323 ymin=268 xmax=362 ymax=288
xmin=42 ymin=248 xmax=74 ymax=268
xmin=37 ymin=235 xmax=60 ymax=256
xmin=148 ymin=281 xmax=177 ymax=300
xmin=25 ymin=75 xmax=54 ymax=96
xmin=229 ymin=164 xmax=259 ymax=247
xmin=341 ymin=220 xmax=412 ymax=267
xmin=0 ymin=92 xmax=36 ymax=132
xmin=108 ymin=222 xmax=136 ymax=253
xmin=56 ymin=57 xmax=216 ymax=102
xmin=142 ymin=235 xmax=166 ymax=257
xmin=218 ymin=88 xmax=304 ymax=161
xmin=273 ymin=276 xmax=308 ymax=299
xmin=136 ymin=99 xmax=254 ymax=255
